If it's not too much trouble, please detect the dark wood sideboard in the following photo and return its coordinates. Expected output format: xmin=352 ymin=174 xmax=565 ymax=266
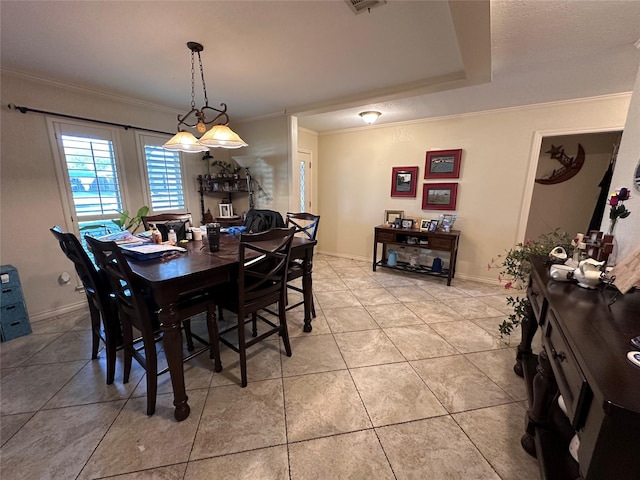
xmin=515 ymin=256 xmax=640 ymax=480
xmin=372 ymin=225 xmax=459 ymax=285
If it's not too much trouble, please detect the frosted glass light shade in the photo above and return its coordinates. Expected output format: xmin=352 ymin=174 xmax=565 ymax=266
xmin=199 ymin=124 xmax=248 ymax=149
xmin=163 ymin=131 xmax=209 ymax=152
xmin=359 ymin=111 xmax=381 ymax=125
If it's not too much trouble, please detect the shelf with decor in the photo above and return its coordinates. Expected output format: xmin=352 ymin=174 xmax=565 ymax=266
xmin=197 ymin=174 xmax=252 ymax=225
xmin=372 ymin=225 xmax=460 ymax=285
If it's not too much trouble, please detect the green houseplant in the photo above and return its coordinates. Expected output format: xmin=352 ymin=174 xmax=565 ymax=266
xmin=489 ymin=229 xmax=572 ymax=337
xmin=80 ymin=205 xmax=149 ymax=235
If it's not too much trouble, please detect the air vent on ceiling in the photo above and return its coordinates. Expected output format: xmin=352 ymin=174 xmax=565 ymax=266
xmin=345 ymin=0 xmax=387 ymax=15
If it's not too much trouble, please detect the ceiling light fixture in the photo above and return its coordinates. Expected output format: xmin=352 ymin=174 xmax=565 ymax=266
xmin=359 ymin=111 xmax=381 ymax=125
xmin=163 ymin=42 xmax=248 ymax=152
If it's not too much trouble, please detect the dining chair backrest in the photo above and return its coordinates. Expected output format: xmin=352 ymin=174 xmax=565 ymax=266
xmin=285 ymin=212 xmax=320 ymax=241
xmin=50 ymin=226 xmax=119 ymax=384
xmin=238 ymin=227 xmax=296 ymax=311
xmin=141 ymin=212 xmax=193 ymax=242
xmin=85 ymin=236 xmax=157 ymax=335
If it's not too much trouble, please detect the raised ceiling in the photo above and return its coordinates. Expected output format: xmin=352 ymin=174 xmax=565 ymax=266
xmin=1 ymin=1 xmax=639 ymax=132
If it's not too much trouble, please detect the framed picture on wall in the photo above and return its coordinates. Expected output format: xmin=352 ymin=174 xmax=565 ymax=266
xmin=391 ymin=166 xmax=419 ymax=197
xmin=424 ymin=149 xmax=462 ymax=179
xmin=422 ymin=183 xmax=458 ymax=210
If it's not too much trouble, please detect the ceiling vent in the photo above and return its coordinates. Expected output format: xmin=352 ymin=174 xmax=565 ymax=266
xmin=345 ymin=0 xmax=387 ymax=15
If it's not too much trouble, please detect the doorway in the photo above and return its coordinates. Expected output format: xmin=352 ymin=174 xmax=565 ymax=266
xmin=524 ymin=130 xmax=622 ymax=241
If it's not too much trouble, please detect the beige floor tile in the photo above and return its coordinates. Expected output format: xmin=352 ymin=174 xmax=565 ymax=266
xmin=312 ymin=277 xmax=349 ymax=292
xmin=376 ymin=416 xmax=501 ymax=480
xmin=187 ymin=445 xmax=288 ymax=479
xmin=1 ymin=400 xmax=124 ymax=480
xmin=107 ymin=463 xmax=187 ymax=479
xmin=478 ymin=294 xmax=517 ymax=314
xmin=30 ymin=311 xmax=92 ymax=334
xmin=454 ymin=279 xmax=505 ymax=297
xmin=0 ymin=412 xmax=33 ymax=447
xmin=0 ymin=333 xmax=62 ymax=368
xmin=284 ymin=370 xmax=371 ymax=442
xmin=79 ymin=390 xmax=207 ymax=479
xmin=45 ymin=354 xmax=145 ymax=409
xmin=281 ymin=334 xmax=346 ymax=377
xmin=387 ymin=285 xmax=436 ymax=303
xmin=383 ymin=324 xmax=457 ymax=360
xmin=350 ymin=363 xmax=446 ymax=426
xmin=0 ymin=361 xmax=88 ymax=415
xmin=289 ymin=430 xmax=394 ymax=480
xmin=430 ymin=319 xmax=505 ymax=353
xmin=351 ymin=287 xmax=399 ymax=306
xmin=333 ymin=266 xmax=372 ymax=278
xmin=191 ymin=379 xmax=286 ymax=459
xmin=209 ymin=339 xmax=283 ymax=387
xmin=411 ymin=356 xmax=513 ymax=413
xmin=22 ymin=330 xmax=98 ymax=365
xmin=471 ymin=316 xmax=510 ymax=339
xmin=454 ymin=403 xmax=539 ymax=480
xmin=324 ymin=306 xmax=379 ymax=333
xmin=314 ymin=290 xmax=361 ymax=309
xmin=442 ymin=296 xmax=505 ymax=319
xmin=371 ymin=272 xmax=418 ymax=287
xmin=417 ymin=282 xmax=469 ymax=298
xmin=286 ymin=309 xmax=332 ymax=337
xmin=465 ymin=348 xmax=527 ymax=401
xmin=405 ymin=300 xmax=464 ymax=323
xmin=365 ymin=304 xmax=422 ymax=328
xmin=343 ymin=275 xmax=385 ymax=290
xmin=334 ymin=330 xmax=404 ymax=368
xmin=324 ymin=258 xmax=364 ymax=269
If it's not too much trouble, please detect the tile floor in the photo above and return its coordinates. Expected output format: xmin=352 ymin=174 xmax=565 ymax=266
xmin=0 ymin=254 xmax=540 ymax=479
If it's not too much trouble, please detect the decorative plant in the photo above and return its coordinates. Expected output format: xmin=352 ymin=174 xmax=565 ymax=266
xmin=608 ymin=187 xmax=631 ymax=234
xmin=210 ymin=159 xmax=241 ymax=176
xmin=488 ymin=229 xmax=572 ymax=337
xmin=80 ymin=205 xmax=149 ymax=234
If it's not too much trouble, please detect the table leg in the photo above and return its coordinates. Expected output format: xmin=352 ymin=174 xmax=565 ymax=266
xmin=514 ymin=300 xmax=537 ymax=377
xmin=302 ymin=250 xmax=313 ymax=333
xmin=159 ymin=307 xmax=190 ymax=422
xmin=373 ymin=239 xmax=378 ymax=271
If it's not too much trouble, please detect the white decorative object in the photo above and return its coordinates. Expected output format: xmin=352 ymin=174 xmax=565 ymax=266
xmin=219 ymin=203 xmax=234 ymax=218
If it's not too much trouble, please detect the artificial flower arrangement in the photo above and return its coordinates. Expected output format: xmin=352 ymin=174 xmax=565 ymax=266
xmin=608 ymin=187 xmax=631 ymax=234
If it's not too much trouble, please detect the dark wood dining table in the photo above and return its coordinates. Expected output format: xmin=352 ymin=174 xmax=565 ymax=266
xmin=126 ymin=233 xmax=317 ymax=421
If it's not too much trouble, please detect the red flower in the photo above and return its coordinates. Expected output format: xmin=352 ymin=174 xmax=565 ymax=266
xmin=609 ymin=196 xmax=619 ymax=206
xmin=487 ymin=263 xmax=491 ymax=270
xmin=498 ymin=274 xmax=502 ymax=283
xmin=504 ymin=281 xmax=513 ymax=289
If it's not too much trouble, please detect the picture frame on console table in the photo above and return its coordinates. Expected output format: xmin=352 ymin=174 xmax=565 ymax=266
xmin=384 ymin=210 xmax=404 ymax=225
xmin=424 ymin=149 xmax=462 ymax=179
xmin=391 ymin=166 xmax=419 ymax=197
xmin=422 ymin=183 xmax=458 ymax=210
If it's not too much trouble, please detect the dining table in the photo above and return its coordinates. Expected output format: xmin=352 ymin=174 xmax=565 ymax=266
xmin=126 ymin=233 xmax=317 ymax=421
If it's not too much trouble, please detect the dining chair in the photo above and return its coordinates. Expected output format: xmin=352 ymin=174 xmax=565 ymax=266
xmin=141 ymin=212 xmax=193 ymax=242
xmin=85 ymin=235 xmax=220 ymax=415
xmin=50 ymin=227 xmax=120 ymax=384
xmin=284 ymin=212 xmax=320 ymax=317
xmin=214 ymin=227 xmax=295 ymax=387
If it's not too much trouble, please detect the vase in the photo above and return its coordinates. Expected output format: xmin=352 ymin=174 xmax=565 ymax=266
xmin=608 ymin=218 xmax=617 ymax=235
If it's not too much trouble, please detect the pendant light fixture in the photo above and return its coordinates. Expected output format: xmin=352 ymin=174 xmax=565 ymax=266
xmin=163 ymin=42 xmax=248 ymax=152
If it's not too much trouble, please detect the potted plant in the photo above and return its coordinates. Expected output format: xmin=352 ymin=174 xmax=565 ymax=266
xmin=210 ymin=160 xmax=242 ymax=179
xmin=489 ymin=229 xmax=572 ymax=338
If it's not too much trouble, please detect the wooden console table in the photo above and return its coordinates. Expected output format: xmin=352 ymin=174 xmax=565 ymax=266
xmin=372 ymin=225 xmax=459 ymax=285
xmin=515 ymin=256 xmax=640 ymax=480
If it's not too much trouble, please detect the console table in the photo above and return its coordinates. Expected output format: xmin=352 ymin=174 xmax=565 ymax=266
xmin=372 ymin=225 xmax=459 ymax=285
xmin=515 ymin=256 xmax=640 ymax=480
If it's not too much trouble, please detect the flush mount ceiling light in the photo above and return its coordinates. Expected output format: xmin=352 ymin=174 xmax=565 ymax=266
xmin=359 ymin=111 xmax=381 ymax=125
xmin=163 ymin=42 xmax=248 ymax=152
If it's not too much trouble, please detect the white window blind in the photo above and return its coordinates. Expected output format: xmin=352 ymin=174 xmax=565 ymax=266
xmin=141 ymin=141 xmax=186 ymax=211
xmin=61 ymin=134 xmax=123 ymax=217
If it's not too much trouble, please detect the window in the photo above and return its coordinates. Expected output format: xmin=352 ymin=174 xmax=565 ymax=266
xmin=49 ymin=120 xmax=128 ymax=240
xmin=138 ymin=134 xmax=186 ymax=212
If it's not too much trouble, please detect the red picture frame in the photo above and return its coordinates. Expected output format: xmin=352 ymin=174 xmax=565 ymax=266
xmin=422 ymin=182 xmax=458 ymax=210
xmin=391 ymin=166 xmax=418 ymax=197
xmin=424 ymin=149 xmax=462 ymax=179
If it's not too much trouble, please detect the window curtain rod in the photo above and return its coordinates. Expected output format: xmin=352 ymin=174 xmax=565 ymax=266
xmin=7 ymin=103 xmax=174 ymax=136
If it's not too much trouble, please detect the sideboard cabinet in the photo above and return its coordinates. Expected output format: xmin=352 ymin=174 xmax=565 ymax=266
xmin=372 ymin=225 xmax=460 ymax=285
xmin=516 ymin=256 xmax=640 ymax=480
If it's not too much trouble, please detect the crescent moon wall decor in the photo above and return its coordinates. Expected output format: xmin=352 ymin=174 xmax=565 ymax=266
xmin=535 ymin=143 xmax=585 ymax=185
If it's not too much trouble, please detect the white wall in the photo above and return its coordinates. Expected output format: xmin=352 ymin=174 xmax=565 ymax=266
xmin=317 ymin=94 xmax=632 ymax=283
xmin=0 ymin=72 xmax=205 ymax=319
xmin=607 ymin=64 xmax=640 ymax=262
